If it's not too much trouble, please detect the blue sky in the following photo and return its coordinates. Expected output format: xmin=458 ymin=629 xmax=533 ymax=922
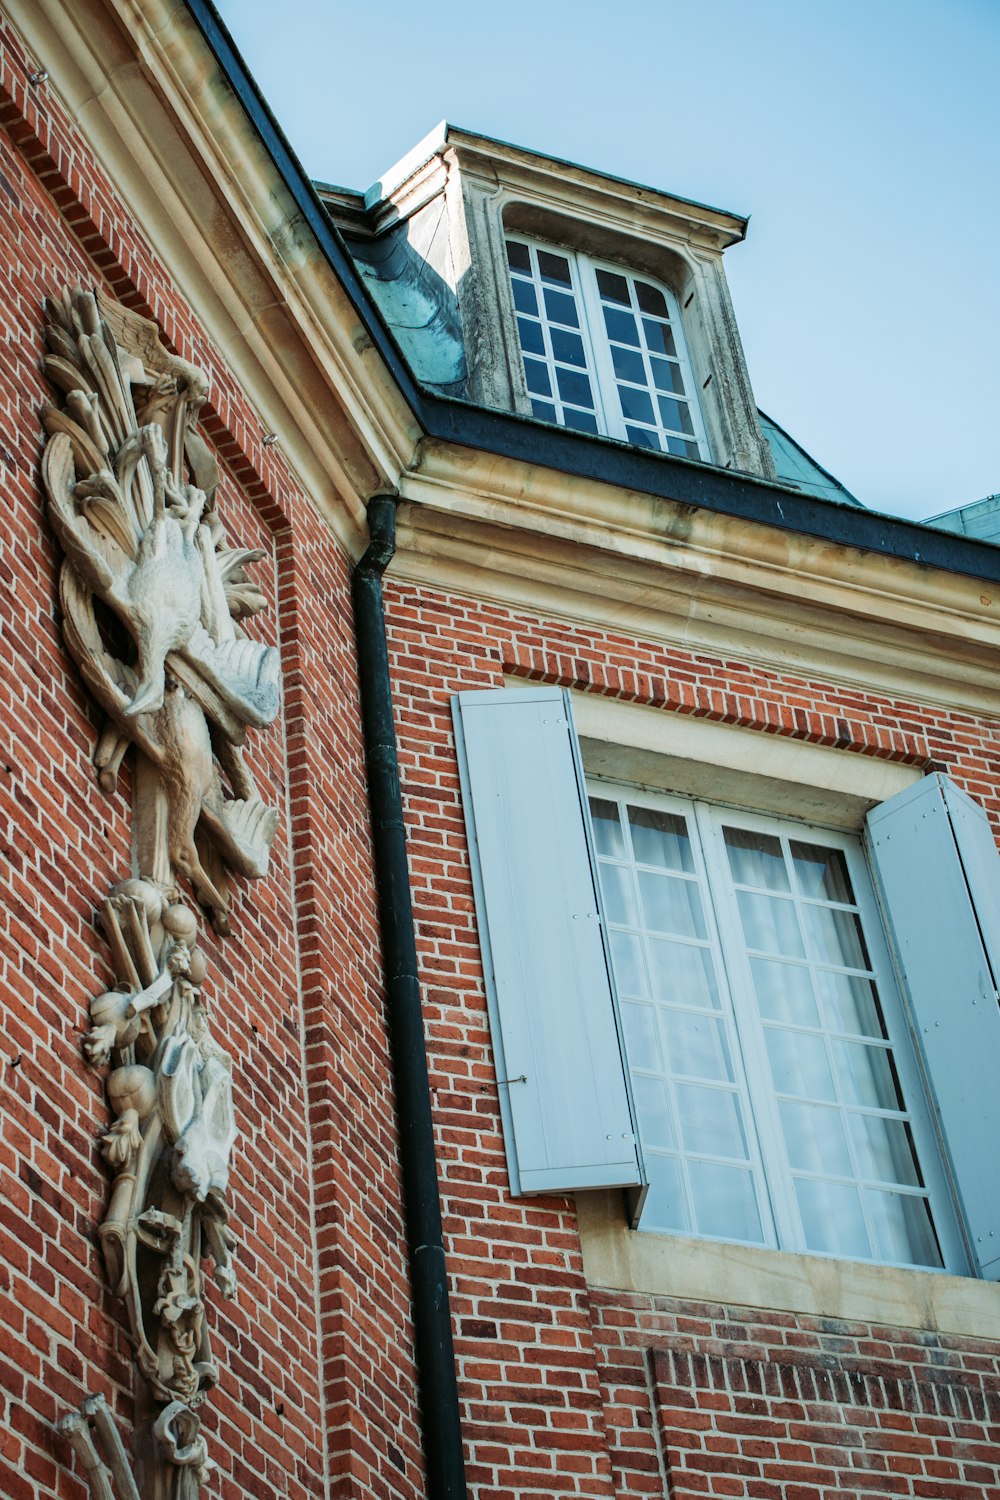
xmin=214 ymin=0 xmax=999 ymax=522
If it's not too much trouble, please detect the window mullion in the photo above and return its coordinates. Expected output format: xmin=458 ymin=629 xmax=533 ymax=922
xmin=615 ymin=795 xmax=696 ymax=1232
xmin=576 ymin=259 xmax=621 ymax=441
xmin=790 ymin=839 xmax=885 ymax=1261
xmin=694 ymin=801 xmax=801 ymax=1251
xmin=684 ymin=799 xmax=779 ymax=1249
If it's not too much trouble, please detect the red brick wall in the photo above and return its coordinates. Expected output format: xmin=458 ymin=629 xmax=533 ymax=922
xmin=0 ymin=16 xmax=422 ymax=1499
xmin=3 ymin=10 xmax=1000 ymax=1500
xmin=593 ymin=1295 xmax=1000 ymax=1499
xmin=385 ymin=576 xmax=1000 ymax=1499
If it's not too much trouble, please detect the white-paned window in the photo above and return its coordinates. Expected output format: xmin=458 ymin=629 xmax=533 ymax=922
xmin=505 ymin=237 xmax=708 ymax=459
xmin=588 ymin=786 xmax=961 ymax=1271
xmin=454 ymin=689 xmax=1000 ymax=1279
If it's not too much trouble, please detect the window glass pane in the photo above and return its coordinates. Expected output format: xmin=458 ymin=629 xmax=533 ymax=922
xmin=868 ymin=1190 xmax=942 ymax=1268
xmin=596 ymin=268 xmax=630 ymax=305
xmin=661 ymin=1011 xmax=734 ymax=1082
xmin=625 ymin=425 xmax=660 ymax=449
xmin=550 ymin=326 xmax=587 ymax=367
xmin=505 ymin=239 xmax=531 ymax=272
xmin=618 ymin=386 xmax=655 ymax=424
xmin=563 ymin=408 xmax=599 ymax=433
xmin=638 ymin=870 xmax=707 ymax=939
xmin=675 ymin=1083 xmax=748 ymax=1158
xmin=764 ymin=1027 xmax=836 ymax=1101
xmin=603 ymin=306 xmax=640 ymax=345
xmin=650 ymin=357 xmax=684 ymax=395
xmin=666 ymin=436 xmax=701 ymax=459
xmin=816 ymin=972 xmax=887 ymax=1038
xmin=622 ymin=1001 xmax=659 ymax=1065
xmin=511 ymin=278 xmax=538 ymax=316
xmin=803 ymin=904 xmax=870 ymax=970
xmin=833 ymin=1041 xmax=902 ymax=1109
xmin=628 ymin=806 xmax=695 ymax=872
xmin=795 ymin=1177 xmax=870 ymax=1258
xmin=848 ymin=1115 xmax=922 ymax=1188
xmin=635 ymin=281 xmax=669 ymax=317
xmin=517 ymin=316 xmax=545 ymax=356
xmin=736 ymin=891 xmax=805 ymax=957
xmin=537 ymin=249 xmax=572 ymax=285
xmin=656 ymin=395 xmax=695 ymax=435
xmin=723 ymin=827 xmax=791 ymax=891
xmin=790 ymin=842 xmax=854 ymax=902
xmin=610 ymin=930 xmax=647 ymax=996
xmin=750 ymin=958 xmax=820 ymax=1027
xmin=589 ymin=797 xmax=625 ymax=857
xmin=555 ymin=366 xmax=594 ymax=408
xmin=543 ymin=287 xmax=580 ymax=327
xmin=611 ymin=345 xmax=647 ymax=385
xmin=600 ymin=862 xmax=637 ymax=926
xmin=523 ymin=358 xmax=551 ymax=397
xmin=590 ymin=784 xmax=949 ymax=1270
xmin=647 ymin=938 xmax=720 ymax=1010
xmin=689 ymin=1160 xmax=764 ymax=1243
xmin=642 ymin=319 xmax=677 ymax=357
xmin=639 ymin=1155 xmax=688 ymax=1233
xmin=780 ymin=1100 xmax=853 ymax=1175
xmin=530 ymin=399 xmax=556 ymax=423
xmin=632 ymin=1075 xmax=676 ymax=1150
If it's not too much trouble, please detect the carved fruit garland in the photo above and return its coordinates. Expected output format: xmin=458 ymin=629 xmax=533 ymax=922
xmin=41 ymin=289 xmax=280 ymax=1499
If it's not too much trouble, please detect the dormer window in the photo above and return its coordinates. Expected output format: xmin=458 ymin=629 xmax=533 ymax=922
xmin=505 ymin=237 xmax=709 ymax=460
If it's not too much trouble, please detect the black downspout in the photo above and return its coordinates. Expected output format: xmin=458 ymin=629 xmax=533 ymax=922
xmin=352 ymin=494 xmax=468 ymax=1500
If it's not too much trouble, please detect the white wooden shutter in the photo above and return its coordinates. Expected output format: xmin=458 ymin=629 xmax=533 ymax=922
xmin=452 ymin=687 xmax=643 ymax=1196
xmin=866 ymin=773 xmax=1000 ymax=1278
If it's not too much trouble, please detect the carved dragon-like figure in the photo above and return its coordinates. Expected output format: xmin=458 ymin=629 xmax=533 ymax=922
xmin=41 ymin=289 xmax=280 ymax=1499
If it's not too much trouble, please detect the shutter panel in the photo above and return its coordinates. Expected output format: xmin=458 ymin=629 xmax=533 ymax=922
xmin=866 ymin=773 xmax=1000 ymax=1278
xmin=452 ymin=687 xmax=643 ymax=1196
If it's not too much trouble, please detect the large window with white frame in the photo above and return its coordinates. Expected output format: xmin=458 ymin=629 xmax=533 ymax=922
xmin=453 ymin=687 xmax=1000 ymax=1282
xmin=504 ymin=236 xmax=709 ymax=460
xmin=588 ymin=784 xmax=964 ymax=1272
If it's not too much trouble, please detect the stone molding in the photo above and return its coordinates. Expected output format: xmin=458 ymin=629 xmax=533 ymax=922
xmin=395 ymin=444 xmax=1000 ymax=717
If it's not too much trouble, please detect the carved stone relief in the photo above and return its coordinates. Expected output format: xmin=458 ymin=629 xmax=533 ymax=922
xmin=40 ymin=289 xmax=280 ymax=1498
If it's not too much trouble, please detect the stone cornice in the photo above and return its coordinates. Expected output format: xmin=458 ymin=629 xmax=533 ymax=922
xmin=365 ymin=121 xmax=748 ymax=254
xmin=7 ymin=0 xmax=420 ymax=550
xmin=12 ymin=0 xmax=1000 ymax=721
xmin=394 ymin=439 xmax=1000 ymax=717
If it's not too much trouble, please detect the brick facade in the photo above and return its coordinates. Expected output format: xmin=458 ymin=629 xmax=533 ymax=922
xmin=1 ymin=8 xmax=999 ymax=1500
xmin=0 ymin=16 xmax=422 ymax=1499
xmin=386 ymin=578 xmax=1000 ymax=1498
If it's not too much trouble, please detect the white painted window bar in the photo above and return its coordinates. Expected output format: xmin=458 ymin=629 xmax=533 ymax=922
xmin=588 ymin=785 xmax=964 ymax=1272
xmin=505 ymin=236 xmax=709 ymax=459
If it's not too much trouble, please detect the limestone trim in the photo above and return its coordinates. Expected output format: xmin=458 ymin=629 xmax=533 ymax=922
xmin=360 ymin=122 xmax=773 ymax=475
xmin=577 ymin=1192 xmax=1000 ymax=1341
xmin=371 ymin=123 xmax=749 ymax=250
xmin=568 ymin=691 xmax=923 ymax=829
xmin=394 ymin=444 xmax=1000 ymax=717
xmin=7 ymin=0 xmax=418 ymax=551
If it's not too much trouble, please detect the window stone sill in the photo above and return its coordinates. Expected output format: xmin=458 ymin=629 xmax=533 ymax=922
xmin=577 ymin=1189 xmax=1000 ymax=1338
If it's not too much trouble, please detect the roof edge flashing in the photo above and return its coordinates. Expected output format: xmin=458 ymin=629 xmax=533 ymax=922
xmin=364 ymin=121 xmax=449 ymax=212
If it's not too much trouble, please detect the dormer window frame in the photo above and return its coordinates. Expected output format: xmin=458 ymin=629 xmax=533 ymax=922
xmin=504 ymin=234 xmax=712 ymax=462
